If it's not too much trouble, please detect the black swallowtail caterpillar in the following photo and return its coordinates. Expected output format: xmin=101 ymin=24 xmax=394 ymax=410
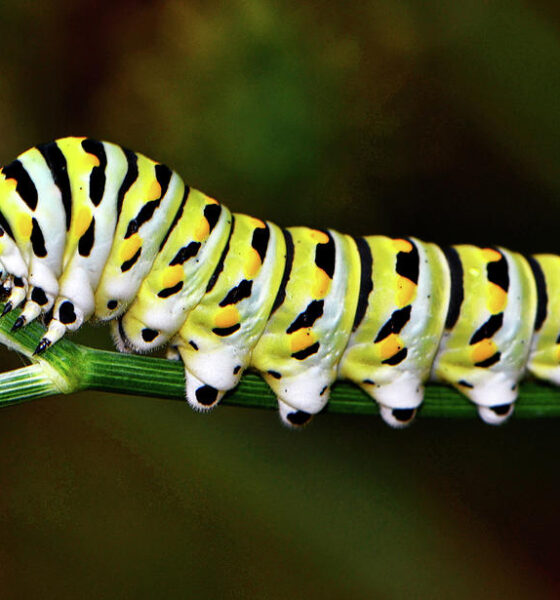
xmin=0 ymin=137 xmax=555 ymax=427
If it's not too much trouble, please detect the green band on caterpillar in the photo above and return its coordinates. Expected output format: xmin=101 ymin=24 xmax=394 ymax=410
xmin=0 ymin=136 xmax=557 ymax=428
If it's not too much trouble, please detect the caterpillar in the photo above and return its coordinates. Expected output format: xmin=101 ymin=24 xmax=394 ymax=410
xmin=0 ymin=136 xmax=555 ymax=428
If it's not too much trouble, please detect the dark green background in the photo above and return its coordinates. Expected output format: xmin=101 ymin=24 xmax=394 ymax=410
xmin=0 ymin=1 xmax=559 ymax=597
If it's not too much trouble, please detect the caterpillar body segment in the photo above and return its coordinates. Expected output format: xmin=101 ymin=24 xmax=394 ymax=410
xmin=0 ymin=137 xmax=556 ymax=427
xmin=175 ymin=216 xmax=286 ymax=411
xmin=115 ymin=190 xmax=233 ymax=353
xmin=339 ymin=237 xmax=450 ymax=427
xmin=251 ymin=227 xmax=361 ymax=425
xmin=94 ymin=151 xmax=185 ymax=320
xmin=0 ymin=144 xmax=67 ymax=321
xmin=526 ymin=255 xmax=560 ymax=384
xmin=44 ymin=139 xmax=130 ymax=342
xmin=432 ymin=246 xmax=537 ymax=424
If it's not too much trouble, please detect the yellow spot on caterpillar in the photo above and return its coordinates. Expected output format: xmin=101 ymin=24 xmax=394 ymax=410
xmin=120 ymin=234 xmax=142 ymax=263
xmin=471 ymin=339 xmax=497 ymax=364
xmin=148 ymin=179 xmax=161 ymax=201
xmin=18 ymin=214 xmax=32 ymax=238
xmin=312 ymin=268 xmax=331 ymax=298
xmin=396 ymin=276 xmax=416 ymax=307
xmin=290 ymin=329 xmax=315 ymax=354
xmin=162 ymin=265 xmax=184 ymax=288
xmin=310 ymin=230 xmax=329 ymax=244
xmin=393 ymin=238 xmax=413 ymax=253
xmin=74 ymin=206 xmax=92 ymax=238
xmin=244 ymin=248 xmax=262 ymax=279
xmin=482 ymin=248 xmax=501 ymax=262
xmin=487 ymin=282 xmax=507 ymax=314
xmin=214 ymin=306 xmax=240 ymax=329
xmin=378 ymin=334 xmax=403 ymax=361
xmin=194 ymin=217 xmax=210 ymax=241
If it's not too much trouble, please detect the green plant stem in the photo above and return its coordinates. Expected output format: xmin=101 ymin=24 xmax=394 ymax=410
xmin=76 ymin=348 xmax=560 ymax=417
xmin=1 ymin=307 xmax=560 ymax=417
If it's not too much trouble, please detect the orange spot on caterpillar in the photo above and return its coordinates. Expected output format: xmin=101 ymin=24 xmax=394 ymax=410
xmin=244 ymin=248 xmax=262 ymax=278
xmin=396 ymin=276 xmax=416 ymax=307
xmin=120 ymin=234 xmax=142 ymax=263
xmin=392 ymin=238 xmax=413 ymax=253
xmin=162 ymin=264 xmax=184 ymax=288
xmin=214 ymin=306 xmax=240 ymax=329
xmin=471 ymin=339 xmax=498 ymax=364
xmin=313 ymin=268 xmax=331 ymax=298
xmin=487 ymin=282 xmax=507 ymax=314
xmin=18 ymin=214 xmax=32 ymax=238
xmin=290 ymin=328 xmax=315 ymax=354
xmin=84 ymin=154 xmax=100 ymax=168
xmin=148 ymin=178 xmax=161 ymax=201
xmin=310 ymin=230 xmax=329 ymax=244
xmin=74 ymin=206 xmax=92 ymax=238
xmin=378 ymin=334 xmax=403 ymax=361
xmin=0 ymin=176 xmax=17 ymax=193
xmin=481 ymin=248 xmax=502 ymax=262
xmin=194 ymin=217 xmax=210 ymax=241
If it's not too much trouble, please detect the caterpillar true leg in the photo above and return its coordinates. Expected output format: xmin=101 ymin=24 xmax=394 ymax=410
xmin=3 ymin=276 xmax=28 ymax=317
xmin=0 ymin=136 xmax=557 ymax=427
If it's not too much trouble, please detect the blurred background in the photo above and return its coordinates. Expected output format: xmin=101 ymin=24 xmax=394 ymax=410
xmin=0 ymin=0 xmax=559 ymax=597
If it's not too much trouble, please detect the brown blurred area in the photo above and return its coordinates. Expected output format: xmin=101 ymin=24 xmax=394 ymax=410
xmin=0 ymin=1 xmax=560 ymax=598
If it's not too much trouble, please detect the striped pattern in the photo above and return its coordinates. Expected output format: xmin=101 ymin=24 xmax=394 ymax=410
xmin=0 ymin=137 xmax=558 ymax=428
